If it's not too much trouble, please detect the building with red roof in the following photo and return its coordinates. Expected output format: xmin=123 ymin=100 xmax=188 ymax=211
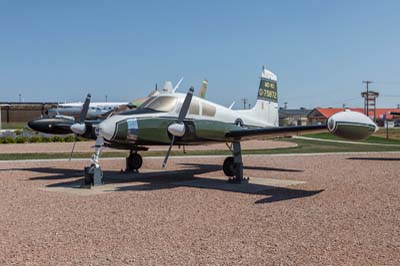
xmin=308 ymin=108 xmax=400 ymax=126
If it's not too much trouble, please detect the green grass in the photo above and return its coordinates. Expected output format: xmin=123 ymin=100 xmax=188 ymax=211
xmin=1 ymin=138 xmax=399 ymax=161
xmin=374 ymin=127 xmax=400 ymax=140
xmin=0 ymin=122 xmax=27 ymax=130
xmin=303 ymin=132 xmax=400 ymax=145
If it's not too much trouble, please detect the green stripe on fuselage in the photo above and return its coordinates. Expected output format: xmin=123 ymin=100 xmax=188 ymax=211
xmin=112 ymin=116 xmax=243 ymax=146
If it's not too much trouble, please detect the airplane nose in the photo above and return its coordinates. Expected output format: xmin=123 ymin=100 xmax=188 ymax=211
xmin=28 ymin=119 xmax=53 ymax=132
xmin=28 ymin=120 xmax=41 ymax=131
xmin=327 ymin=117 xmax=336 ymax=133
xmin=97 ymin=120 xmax=116 ymax=141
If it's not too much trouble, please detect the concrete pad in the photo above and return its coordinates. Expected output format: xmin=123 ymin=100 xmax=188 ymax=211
xmin=39 ymin=167 xmax=305 ymax=195
xmin=40 ymin=169 xmax=166 ymax=196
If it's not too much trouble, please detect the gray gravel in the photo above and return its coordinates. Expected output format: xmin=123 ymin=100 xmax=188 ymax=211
xmin=0 ymin=153 xmax=399 ymax=265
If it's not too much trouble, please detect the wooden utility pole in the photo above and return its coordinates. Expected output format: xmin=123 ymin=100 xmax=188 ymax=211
xmin=362 ymin=80 xmax=373 ymax=116
xmin=241 ymin=98 xmax=248 ymax=109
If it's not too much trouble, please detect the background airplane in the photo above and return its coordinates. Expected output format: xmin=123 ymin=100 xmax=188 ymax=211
xmin=67 ymin=66 xmax=378 ymax=185
xmin=28 ymin=79 xmax=208 ymax=136
xmin=47 ymin=101 xmax=128 ymax=120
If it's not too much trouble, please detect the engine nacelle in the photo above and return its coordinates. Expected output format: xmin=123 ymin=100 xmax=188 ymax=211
xmin=327 ymin=110 xmax=378 ymax=141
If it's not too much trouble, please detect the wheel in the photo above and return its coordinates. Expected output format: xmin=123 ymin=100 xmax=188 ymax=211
xmin=84 ymin=166 xmax=94 ymax=185
xmin=223 ymin=156 xmax=235 ymax=177
xmin=126 ymin=153 xmax=143 ymax=171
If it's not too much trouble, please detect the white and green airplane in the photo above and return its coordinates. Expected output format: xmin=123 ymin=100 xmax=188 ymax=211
xmin=70 ymin=66 xmax=378 ymax=185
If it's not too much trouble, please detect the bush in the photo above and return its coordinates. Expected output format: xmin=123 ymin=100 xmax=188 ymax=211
xmin=41 ymin=137 xmax=51 ymax=143
xmin=64 ymin=135 xmax=75 ymax=142
xmin=51 ymin=136 xmax=64 ymax=142
xmin=29 ymin=135 xmax=42 ymax=143
xmin=15 ymin=129 xmax=23 ymax=136
xmin=3 ymin=137 xmax=16 ymax=144
xmin=15 ymin=136 xmax=28 ymax=143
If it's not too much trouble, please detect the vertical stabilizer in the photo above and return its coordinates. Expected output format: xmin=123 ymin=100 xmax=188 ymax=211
xmin=255 ymin=66 xmax=279 ymax=126
xmin=198 ymin=79 xmax=208 ymax=98
xmin=236 ymin=66 xmax=279 ymax=127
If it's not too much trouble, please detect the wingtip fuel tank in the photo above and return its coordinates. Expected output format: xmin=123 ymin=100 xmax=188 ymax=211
xmin=327 ymin=110 xmax=378 ymax=141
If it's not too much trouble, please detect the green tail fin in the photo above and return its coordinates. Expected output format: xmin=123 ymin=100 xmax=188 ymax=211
xmin=198 ymin=79 xmax=208 ymax=99
xmin=257 ymin=78 xmax=277 ymax=103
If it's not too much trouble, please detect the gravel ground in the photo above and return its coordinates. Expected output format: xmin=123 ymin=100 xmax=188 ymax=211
xmin=0 ymin=153 xmax=399 ymax=265
xmin=0 ymin=140 xmax=296 ymax=154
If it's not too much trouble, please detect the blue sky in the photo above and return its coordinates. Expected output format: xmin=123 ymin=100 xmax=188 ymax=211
xmin=1 ymin=0 xmax=399 ymax=108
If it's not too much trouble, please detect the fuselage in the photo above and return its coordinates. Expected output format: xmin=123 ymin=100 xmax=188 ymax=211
xmin=97 ymin=93 xmax=274 ymax=147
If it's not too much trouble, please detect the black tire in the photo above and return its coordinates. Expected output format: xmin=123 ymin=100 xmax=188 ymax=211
xmin=223 ymin=156 xmax=235 ymax=177
xmin=127 ymin=153 xmax=143 ymax=171
xmin=84 ymin=166 xmax=94 ymax=185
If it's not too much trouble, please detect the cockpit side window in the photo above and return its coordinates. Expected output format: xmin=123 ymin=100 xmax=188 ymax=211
xmin=142 ymin=96 xmax=177 ymax=112
xmin=189 ymin=100 xmax=200 ymax=115
xmin=202 ymin=102 xmax=216 ymax=117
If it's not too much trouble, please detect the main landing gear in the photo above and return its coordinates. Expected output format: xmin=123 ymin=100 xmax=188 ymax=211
xmin=125 ymin=150 xmax=143 ymax=172
xmin=223 ymin=141 xmax=248 ymax=183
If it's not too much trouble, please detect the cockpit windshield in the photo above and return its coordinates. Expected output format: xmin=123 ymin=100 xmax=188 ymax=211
xmin=140 ymin=96 xmax=177 ymax=112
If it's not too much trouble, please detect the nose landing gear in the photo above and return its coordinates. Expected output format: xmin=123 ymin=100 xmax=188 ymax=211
xmin=82 ymin=137 xmax=104 ymax=187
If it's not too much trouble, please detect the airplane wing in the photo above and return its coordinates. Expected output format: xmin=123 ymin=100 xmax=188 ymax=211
xmin=225 ymin=124 xmax=327 ymax=140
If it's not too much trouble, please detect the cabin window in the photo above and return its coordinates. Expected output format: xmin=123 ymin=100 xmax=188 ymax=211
xmin=189 ymin=100 xmax=200 ymax=115
xmin=143 ymin=96 xmax=177 ymax=112
xmin=202 ymin=102 xmax=216 ymax=117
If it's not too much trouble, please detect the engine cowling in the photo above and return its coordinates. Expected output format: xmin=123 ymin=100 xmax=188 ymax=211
xmin=327 ymin=110 xmax=378 ymax=141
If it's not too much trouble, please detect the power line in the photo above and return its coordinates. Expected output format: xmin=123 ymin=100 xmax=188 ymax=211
xmin=373 ymin=81 xmax=400 ymax=85
xmin=380 ymin=95 xmax=400 ymax=98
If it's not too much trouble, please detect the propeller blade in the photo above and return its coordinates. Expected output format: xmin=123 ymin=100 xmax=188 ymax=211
xmin=177 ymin=87 xmax=194 ymax=123
xmin=79 ymin=93 xmax=91 ymax=123
xmin=163 ymin=87 xmax=194 ymax=167
xmin=162 ymin=136 xmax=175 ymax=168
xmin=69 ymin=136 xmax=78 ymax=161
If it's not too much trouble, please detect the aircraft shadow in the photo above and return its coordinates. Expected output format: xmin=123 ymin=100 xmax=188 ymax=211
xmin=1 ymin=167 xmax=84 ymax=180
xmin=180 ymin=163 xmax=304 ymax=173
xmin=253 ymin=188 xmax=324 ymax=204
xmin=24 ymin=163 xmax=321 ymax=204
xmin=348 ymin=157 xmax=400 ymax=161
